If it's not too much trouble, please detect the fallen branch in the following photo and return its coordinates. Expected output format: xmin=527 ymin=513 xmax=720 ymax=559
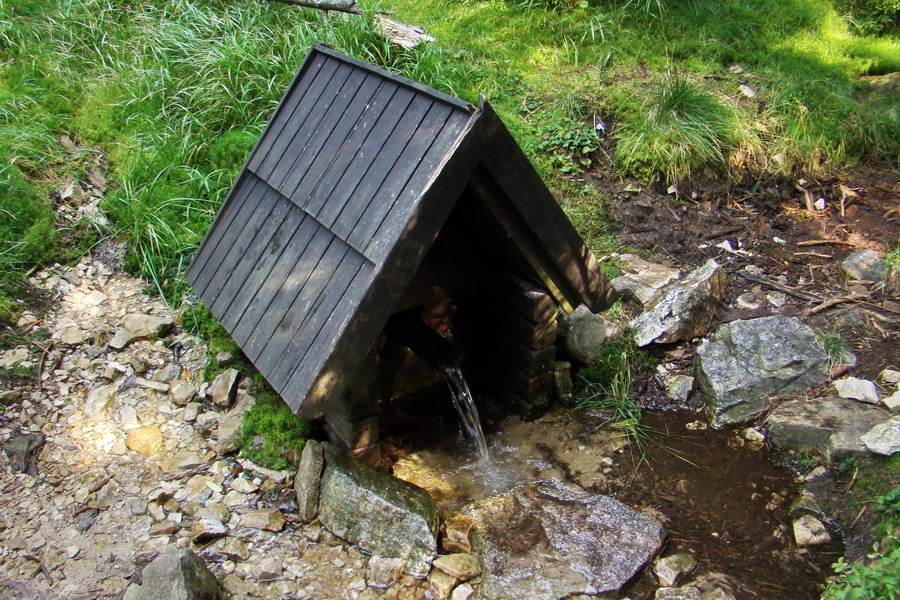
xmin=266 ymin=0 xmax=361 ymax=13
xmin=737 ymin=272 xmax=820 ymax=302
xmin=808 ymin=295 xmax=862 ymax=315
xmin=797 ymin=239 xmax=856 ymax=247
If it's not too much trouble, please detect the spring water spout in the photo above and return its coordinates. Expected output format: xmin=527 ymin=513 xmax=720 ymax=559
xmin=443 ymin=366 xmax=489 ymax=459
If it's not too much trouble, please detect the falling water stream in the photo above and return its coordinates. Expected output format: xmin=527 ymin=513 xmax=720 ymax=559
xmin=442 ymin=366 xmax=490 ymax=459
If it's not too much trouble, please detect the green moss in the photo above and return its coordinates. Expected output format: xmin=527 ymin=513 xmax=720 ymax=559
xmin=239 ymin=392 xmax=312 ymax=471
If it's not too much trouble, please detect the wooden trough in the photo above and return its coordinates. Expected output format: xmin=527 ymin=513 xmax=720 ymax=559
xmin=187 ymin=45 xmax=615 ymax=449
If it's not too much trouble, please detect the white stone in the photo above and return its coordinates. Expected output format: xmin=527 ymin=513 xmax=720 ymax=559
xmin=883 ymin=391 xmax=900 ymax=412
xmin=881 ymin=369 xmax=900 ymax=384
xmin=451 ymin=583 xmax=476 ymax=600
xmin=861 ymin=416 xmax=900 ymax=456
xmin=793 ymin=515 xmax=831 ymax=546
xmin=834 ymin=377 xmax=880 ymax=404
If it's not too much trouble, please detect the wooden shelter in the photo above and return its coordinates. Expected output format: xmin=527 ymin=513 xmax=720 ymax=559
xmin=187 ymin=45 xmax=614 ymax=435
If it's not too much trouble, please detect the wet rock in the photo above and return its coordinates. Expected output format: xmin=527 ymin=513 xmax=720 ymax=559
xmin=767 ymin=397 xmax=890 ymax=460
xmin=109 ymin=328 xmax=136 ymax=350
xmin=295 ymin=439 xmax=325 ymax=522
xmin=654 ymin=553 xmax=697 ymax=587
xmin=667 ymin=375 xmax=694 ymax=402
xmin=841 ymin=249 xmax=887 ymax=282
xmin=441 ymin=512 xmax=475 ymax=554
xmin=241 ymin=508 xmax=285 ymax=532
xmin=696 ymin=316 xmax=830 ymax=427
xmin=122 ymin=313 xmax=174 ymax=339
xmin=611 ymin=254 xmax=682 ymax=304
xmin=2 ymin=428 xmax=45 ymax=475
xmin=834 ymin=377 xmax=880 ymax=404
xmin=208 ymin=369 xmax=239 ymax=408
xmin=215 ymin=393 xmax=255 ymax=456
xmin=656 ymin=587 xmax=702 ymax=600
xmin=460 ymin=479 xmax=664 ymax=598
xmin=123 ymin=547 xmax=224 ymax=600
xmin=631 ymin=259 xmax=725 ymax=347
xmin=558 ymin=305 xmax=622 ymax=364
xmin=793 ymin=515 xmax=831 ymax=546
xmin=432 ymin=553 xmax=480 ymax=582
xmin=861 ymin=416 xmax=900 ymax=456
xmin=367 ymin=556 xmax=406 ymax=589
xmin=317 ymin=442 xmax=439 ymax=578
xmin=126 ymin=426 xmax=164 ymax=456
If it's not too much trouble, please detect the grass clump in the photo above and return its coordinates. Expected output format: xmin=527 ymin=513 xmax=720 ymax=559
xmin=815 ymin=328 xmax=850 ymax=369
xmin=239 ymin=391 xmax=312 ymax=471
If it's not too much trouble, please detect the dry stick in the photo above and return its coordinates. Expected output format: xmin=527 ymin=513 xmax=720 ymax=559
xmin=737 ymin=272 xmax=820 ymax=302
xmin=850 ymin=505 xmax=868 ymax=529
xmin=797 ymin=239 xmax=857 ymax=247
xmin=809 ymin=295 xmax=862 ymax=315
xmin=22 ymin=554 xmax=55 ymax=584
xmin=794 ymin=252 xmax=832 ymax=259
xmin=32 ymin=341 xmax=52 ymax=392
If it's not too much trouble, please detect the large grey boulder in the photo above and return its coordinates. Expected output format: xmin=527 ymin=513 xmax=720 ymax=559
xmin=459 ymin=479 xmax=665 ymax=599
xmin=631 ymin=259 xmax=725 ymax=347
xmin=317 ymin=442 xmax=438 ymax=578
xmin=841 ymin=249 xmax=887 ymax=282
xmin=696 ymin=316 xmax=830 ymax=427
xmin=558 ymin=305 xmax=622 ymax=364
xmin=123 ymin=546 xmax=224 ymax=600
xmin=767 ymin=397 xmax=890 ymax=460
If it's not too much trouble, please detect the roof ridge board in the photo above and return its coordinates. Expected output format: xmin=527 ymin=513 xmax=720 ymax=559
xmin=311 ymin=44 xmax=474 ymax=113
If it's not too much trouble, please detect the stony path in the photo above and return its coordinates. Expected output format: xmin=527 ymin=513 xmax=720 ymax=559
xmin=0 ymin=256 xmax=429 ymax=600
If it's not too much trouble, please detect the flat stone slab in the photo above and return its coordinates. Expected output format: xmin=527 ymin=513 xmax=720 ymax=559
xmin=767 ymin=397 xmax=890 ymax=460
xmin=460 ymin=480 xmax=665 ymax=599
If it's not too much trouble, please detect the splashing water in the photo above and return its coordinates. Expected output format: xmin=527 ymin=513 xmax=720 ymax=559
xmin=442 ymin=366 xmax=490 ymax=459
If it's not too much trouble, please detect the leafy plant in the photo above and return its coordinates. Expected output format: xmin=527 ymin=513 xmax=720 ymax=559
xmin=239 ymin=392 xmax=312 ymax=471
xmin=835 ymin=0 xmax=900 ymax=34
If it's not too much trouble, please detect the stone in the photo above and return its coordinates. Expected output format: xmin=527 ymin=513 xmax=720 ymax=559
xmin=767 ymin=397 xmax=890 ymax=460
xmin=883 ymin=390 xmax=900 ymax=412
xmin=253 ymin=557 xmax=283 ymax=581
xmin=294 ymin=439 xmax=325 ymax=522
xmin=793 ymin=515 xmax=831 ymax=546
xmin=86 ymin=384 xmax=118 ymax=416
xmin=60 ymin=325 xmax=85 ymax=345
xmin=696 ymin=316 xmax=830 ymax=427
xmin=122 ymin=313 xmax=174 ymax=339
xmin=881 ymin=369 xmax=900 ymax=384
xmin=834 ymin=377 xmax=880 ymax=404
xmin=171 ymin=382 xmax=198 ymax=406
xmin=654 ymin=553 xmax=697 ymax=587
xmin=241 ymin=508 xmax=285 ymax=532
xmin=631 ymin=259 xmax=725 ymax=347
xmin=197 ymin=504 xmax=231 ymax=524
xmin=558 ymin=305 xmax=622 ymax=364
xmin=149 ymin=520 xmax=180 ymax=536
xmin=183 ymin=403 xmax=201 ymax=422
xmin=123 ymin=546 xmax=223 ymax=600
xmin=693 ymin=573 xmax=737 ymax=600
xmin=136 ymin=377 xmax=170 ymax=392
xmin=208 ymin=369 xmax=239 ymax=408
xmin=191 ymin=518 xmax=227 ymax=544
xmin=841 ymin=249 xmax=887 ymax=282
xmin=126 ymin=426 xmax=164 ymax=456
xmin=441 ymin=513 xmax=475 ymax=554
xmin=2 ymin=428 xmax=45 ymax=475
xmin=861 ymin=416 xmax=900 ymax=456
xmin=317 ymin=442 xmax=439 ymax=578
xmin=215 ymin=393 xmax=255 ymax=456
xmin=451 ymin=583 xmax=476 ymax=600
xmin=200 ymin=536 xmax=250 ymax=562
xmin=667 ymin=375 xmax=694 ymax=402
xmin=230 ymin=477 xmax=258 ymax=494
xmin=656 ymin=587 xmax=702 ymax=600
xmin=109 ymin=328 xmax=135 ymax=350
xmin=433 ymin=553 xmax=480 ymax=582
xmin=611 ymin=254 xmax=681 ymax=305
xmin=366 ymin=557 xmax=406 ymax=589
xmin=460 ymin=479 xmax=664 ymax=598
xmin=0 ymin=346 xmax=29 ymax=368
xmin=215 ymin=351 xmax=235 ymax=366
xmin=428 ymin=569 xmax=458 ymax=599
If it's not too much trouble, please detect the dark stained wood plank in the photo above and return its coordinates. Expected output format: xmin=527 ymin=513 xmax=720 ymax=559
xmin=301 ymin=81 xmax=399 ymax=218
xmin=279 ymin=262 xmax=375 ymax=406
xmin=248 ymin=237 xmax=352 ymax=366
xmin=229 ymin=214 xmax=326 ymax=346
xmin=267 ymin=64 xmax=363 ymax=192
xmin=324 ymin=91 xmax=428 ymax=237
xmin=345 ymin=102 xmax=455 ymax=252
xmin=216 ymin=200 xmax=306 ymax=332
xmin=208 ymin=190 xmax=293 ymax=318
xmin=361 ymin=109 xmax=472 ymax=261
xmin=247 ymin=52 xmax=329 ymax=174
xmin=199 ymin=183 xmax=283 ymax=310
xmin=237 ymin=223 xmax=336 ymax=357
xmin=261 ymin=248 xmax=367 ymax=388
xmin=189 ymin=174 xmax=268 ymax=299
xmin=280 ymin=73 xmax=385 ymax=208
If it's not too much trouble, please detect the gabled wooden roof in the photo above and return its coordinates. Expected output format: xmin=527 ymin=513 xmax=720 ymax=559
xmin=187 ymin=45 xmax=614 ymax=418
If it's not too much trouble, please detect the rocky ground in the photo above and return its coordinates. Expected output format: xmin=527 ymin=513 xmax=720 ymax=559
xmin=0 ymin=168 xmax=897 ymax=600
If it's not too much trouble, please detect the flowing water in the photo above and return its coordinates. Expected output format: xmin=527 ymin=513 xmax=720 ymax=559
xmin=442 ymin=366 xmax=490 ymax=459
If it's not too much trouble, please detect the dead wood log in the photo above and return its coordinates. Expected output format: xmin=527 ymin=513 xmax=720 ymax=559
xmin=374 ymin=15 xmax=435 ymax=49
xmin=266 ymin=0 xmax=362 ymax=14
